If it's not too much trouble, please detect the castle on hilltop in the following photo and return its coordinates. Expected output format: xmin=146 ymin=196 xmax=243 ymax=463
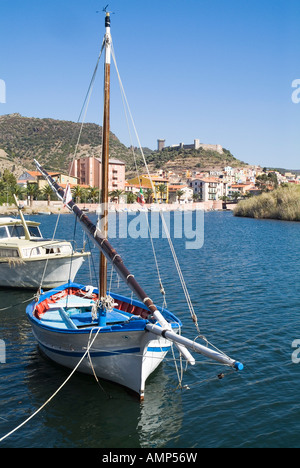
xmin=157 ymin=138 xmax=223 ymax=154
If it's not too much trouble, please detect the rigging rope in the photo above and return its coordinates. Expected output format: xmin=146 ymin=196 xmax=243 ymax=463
xmin=68 ymin=39 xmax=105 ymax=177
xmin=111 ymin=41 xmax=234 ymax=363
xmin=111 ymin=42 xmax=201 ymax=334
xmin=111 ymin=42 xmax=167 ymax=309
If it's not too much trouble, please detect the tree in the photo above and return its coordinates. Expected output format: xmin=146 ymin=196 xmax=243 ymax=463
xmin=42 ymin=184 xmax=53 ymax=206
xmin=145 ymin=188 xmax=153 ymax=204
xmin=109 ymin=189 xmax=124 ymax=203
xmin=88 ymin=186 xmax=100 ymax=203
xmin=176 ymin=189 xmax=185 ymax=203
xmin=72 ymin=185 xmax=83 ymax=204
xmin=14 ymin=185 xmax=25 ymax=200
xmin=0 ymin=169 xmax=18 ymax=204
xmin=26 ymin=182 xmax=39 ymax=207
xmin=126 ymin=192 xmax=136 ymax=204
xmin=157 ymin=183 xmax=167 ymax=203
xmin=256 ymin=172 xmax=278 ymax=192
xmin=231 ymin=191 xmax=241 ymax=201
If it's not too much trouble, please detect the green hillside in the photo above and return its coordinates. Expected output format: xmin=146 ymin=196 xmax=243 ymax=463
xmin=0 ymin=113 xmax=246 ymax=176
xmin=0 ymin=113 xmax=132 ymax=172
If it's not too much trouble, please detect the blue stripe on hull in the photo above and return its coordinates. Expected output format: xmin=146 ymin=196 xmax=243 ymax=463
xmin=39 ymin=343 xmax=171 ymax=358
xmin=39 ymin=343 xmax=141 ymax=358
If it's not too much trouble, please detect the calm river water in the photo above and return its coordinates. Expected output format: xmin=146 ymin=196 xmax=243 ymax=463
xmin=0 ymin=210 xmax=299 ymax=448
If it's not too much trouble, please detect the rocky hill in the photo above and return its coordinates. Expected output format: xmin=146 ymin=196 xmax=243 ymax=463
xmin=143 ymin=146 xmax=246 ymax=174
xmin=0 ymin=113 xmax=246 ymax=178
xmin=0 ymin=113 xmax=133 ymax=173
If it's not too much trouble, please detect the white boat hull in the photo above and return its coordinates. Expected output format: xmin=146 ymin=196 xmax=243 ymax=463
xmin=30 ymin=320 xmax=172 ymax=399
xmin=0 ymin=254 xmax=86 ymax=289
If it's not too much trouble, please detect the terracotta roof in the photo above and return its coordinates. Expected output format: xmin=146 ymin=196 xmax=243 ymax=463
xmin=169 ymin=185 xmax=188 ymax=191
xmin=27 ymin=170 xmax=60 ymax=177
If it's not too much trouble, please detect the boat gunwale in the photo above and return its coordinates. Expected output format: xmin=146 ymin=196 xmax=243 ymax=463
xmin=26 ymin=282 xmax=182 ymax=335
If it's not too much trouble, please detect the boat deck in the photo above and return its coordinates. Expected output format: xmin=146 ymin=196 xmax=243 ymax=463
xmin=39 ymin=295 xmax=144 ymax=331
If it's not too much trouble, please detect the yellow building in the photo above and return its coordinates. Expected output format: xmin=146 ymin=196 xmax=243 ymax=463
xmin=127 ymin=174 xmax=169 ymax=203
xmin=37 ymin=172 xmax=79 ymax=189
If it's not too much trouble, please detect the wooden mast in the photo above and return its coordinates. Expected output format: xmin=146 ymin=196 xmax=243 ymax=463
xmin=99 ymin=12 xmax=111 ymax=305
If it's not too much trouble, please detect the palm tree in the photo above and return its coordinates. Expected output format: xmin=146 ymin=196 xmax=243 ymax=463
xmin=145 ymin=188 xmax=153 ymax=204
xmin=42 ymin=184 xmax=53 ymax=206
xmin=157 ymin=183 xmax=167 ymax=203
xmin=14 ymin=184 xmax=25 ymax=201
xmin=72 ymin=185 xmax=83 ymax=204
xmin=126 ymin=191 xmax=136 ymax=204
xmin=88 ymin=186 xmax=100 ymax=203
xmin=176 ymin=189 xmax=185 ymax=203
xmin=109 ymin=189 xmax=124 ymax=203
xmin=26 ymin=182 xmax=39 ymax=207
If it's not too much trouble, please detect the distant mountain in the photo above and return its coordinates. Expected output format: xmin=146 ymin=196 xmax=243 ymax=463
xmin=0 ymin=113 xmax=246 ymax=178
xmin=267 ymin=167 xmax=300 ymax=175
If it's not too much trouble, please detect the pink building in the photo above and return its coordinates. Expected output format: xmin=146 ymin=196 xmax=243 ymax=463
xmin=69 ymin=157 xmax=125 ymax=191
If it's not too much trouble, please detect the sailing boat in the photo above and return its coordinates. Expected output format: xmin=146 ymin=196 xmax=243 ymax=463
xmin=26 ymin=13 xmax=243 ymax=400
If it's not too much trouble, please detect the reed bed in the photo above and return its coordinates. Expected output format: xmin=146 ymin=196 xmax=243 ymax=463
xmin=234 ymin=185 xmax=300 ymax=221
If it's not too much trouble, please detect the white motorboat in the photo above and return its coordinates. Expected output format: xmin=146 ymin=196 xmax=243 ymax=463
xmin=0 ymin=213 xmax=89 ymax=289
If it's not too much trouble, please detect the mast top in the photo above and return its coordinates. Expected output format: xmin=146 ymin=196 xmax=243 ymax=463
xmin=105 ymin=11 xmax=111 ymax=28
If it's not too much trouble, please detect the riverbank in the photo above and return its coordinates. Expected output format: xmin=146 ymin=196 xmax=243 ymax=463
xmin=234 ymin=185 xmax=300 ymax=221
xmin=0 ymin=199 xmax=228 ymax=216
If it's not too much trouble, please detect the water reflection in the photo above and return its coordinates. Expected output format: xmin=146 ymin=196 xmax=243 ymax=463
xmin=138 ymin=369 xmax=183 ymax=448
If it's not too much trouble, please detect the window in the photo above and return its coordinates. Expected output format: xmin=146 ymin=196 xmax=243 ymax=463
xmin=7 ymin=225 xmax=41 ymax=239
xmin=22 ymin=247 xmax=41 ymax=257
xmin=0 ymin=248 xmax=19 ymax=258
xmin=8 ymin=225 xmax=25 ymax=238
xmin=28 ymin=226 xmax=42 ymax=238
xmin=0 ymin=227 xmax=8 ymax=239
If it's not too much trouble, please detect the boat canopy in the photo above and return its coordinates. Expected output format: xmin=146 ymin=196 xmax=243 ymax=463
xmin=0 ymin=218 xmax=42 ymax=240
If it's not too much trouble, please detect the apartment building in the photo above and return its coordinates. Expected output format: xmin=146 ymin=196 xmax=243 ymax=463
xmin=190 ymin=178 xmax=227 ymax=201
xmin=69 ymin=157 xmax=125 ymax=191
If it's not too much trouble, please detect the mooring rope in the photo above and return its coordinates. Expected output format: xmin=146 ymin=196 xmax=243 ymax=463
xmin=0 ymin=327 xmax=101 ymax=443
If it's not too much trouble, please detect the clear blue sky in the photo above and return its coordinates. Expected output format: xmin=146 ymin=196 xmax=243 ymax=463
xmin=1 ymin=0 xmax=300 ymax=169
